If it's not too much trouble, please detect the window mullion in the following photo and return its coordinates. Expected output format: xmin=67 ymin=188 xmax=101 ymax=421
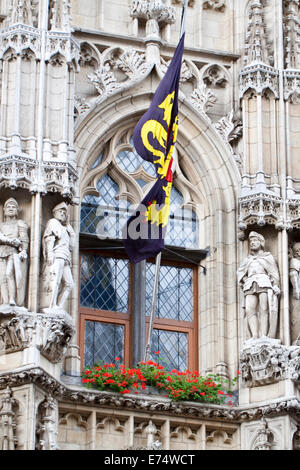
xmin=131 ymin=260 xmax=146 ymax=366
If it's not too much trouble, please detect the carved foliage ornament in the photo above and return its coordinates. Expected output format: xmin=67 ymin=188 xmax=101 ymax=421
xmin=88 ymin=48 xmax=152 ymax=104
xmin=203 ymin=0 xmax=226 ymax=12
xmin=130 ymin=1 xmax=176 ymax=25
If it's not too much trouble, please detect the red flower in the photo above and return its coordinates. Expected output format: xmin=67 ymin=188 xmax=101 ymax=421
xmin=115 ymin=357 xmax=120 ymax=361
xmin=154 ymin=351 xmax=160 ymax=355
xmin=237 ymin=370 xmax=241 ymax=375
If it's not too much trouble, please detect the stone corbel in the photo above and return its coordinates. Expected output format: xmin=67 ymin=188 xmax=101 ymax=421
xmin=283 ymin=70 xmax=300 ymax=103
xmin=0 ymin=311 xmax=74 ymax=364
xmin=240 ymin=337 xmax=300 ymax=388
xmin=238 ymin=191 xmax=284 ymax=239
xmin=203 ymin=0 xmax=226 ymax=12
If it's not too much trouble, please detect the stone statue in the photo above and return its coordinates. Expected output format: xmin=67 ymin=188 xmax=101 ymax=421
xmin=42 ymin=202 xmax=75 ymax=312
xmin=0 ymin=198 xmax=29 ymax=309
xmin=237 ymin=231 xmax=280 ymax=339
xmin=289 ymin=242 xmax=300 ymax=344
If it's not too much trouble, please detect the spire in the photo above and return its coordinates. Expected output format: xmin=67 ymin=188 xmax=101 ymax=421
xmin=243 ymin=0 xmax=272 ymax=66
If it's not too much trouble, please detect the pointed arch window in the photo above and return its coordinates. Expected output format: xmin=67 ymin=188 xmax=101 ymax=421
xmin=79 ymin=126 xmax=204 ymax=372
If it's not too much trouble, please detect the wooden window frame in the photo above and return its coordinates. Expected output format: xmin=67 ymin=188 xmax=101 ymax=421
xmin=79 ymin=251 xmax=198 ymax=372
xmin=79 ymin=250 xmax=132 ymax=370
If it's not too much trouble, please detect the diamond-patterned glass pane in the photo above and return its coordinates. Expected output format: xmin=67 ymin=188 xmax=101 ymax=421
xmin=80 ymin=174 xmax=130 ymax=238
xmin=165 ymin=187 xmax=198 ymax=248
xmin=146 ymin=264 xmax=193 ymax=321
xmin=80 ymin=255 xmax=129 ymax=312
xmin=150 ymin=329 xmax=188 ymax=371
xmin=116 ymin=139 xmax=156 ymax=177
xmin=84 ymin=320 xmax=124 ymax=367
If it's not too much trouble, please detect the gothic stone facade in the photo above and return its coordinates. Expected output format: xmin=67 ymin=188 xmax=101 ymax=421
xmin=0 ymin=0 xmax=300 ymax=451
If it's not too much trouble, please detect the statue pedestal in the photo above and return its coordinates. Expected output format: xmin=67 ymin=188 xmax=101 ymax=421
xmin=0 ymin=309 xmax=75 ymax=380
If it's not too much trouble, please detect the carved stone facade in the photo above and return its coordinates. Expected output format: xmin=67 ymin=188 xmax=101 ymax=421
xmin=0 ymin=0 xmax=299 ymax=452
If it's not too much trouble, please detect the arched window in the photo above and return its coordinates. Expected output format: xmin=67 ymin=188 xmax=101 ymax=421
xmin=79 ymin=126 xmax=202 ymax=371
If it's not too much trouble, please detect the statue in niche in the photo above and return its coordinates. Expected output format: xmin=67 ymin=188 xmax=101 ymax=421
xmin=41 ymin=202 xmax=75 ymax=314
xmin=289 ymin=242 xmax=300 ymax=345
xmin=237 ymin=231 xmax=280 ymax=339
xmin=0 ymin=198 xmax=29 ymax=310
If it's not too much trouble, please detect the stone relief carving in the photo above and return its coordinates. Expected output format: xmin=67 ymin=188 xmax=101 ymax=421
xmin=41 ymin=202 xmax=75 ymax=314
xmin=237 ymin=232 xmax=280 ymax=339
xmin=0 ymin=198 xmax=29 ymax=312
xmin=130 ymin=1 xmax=176 ymax=29
xmin=0 ymin=311 xmax=74 ymax=363
xmin=289 ymin=242 xmax=300 ymax=345
xmin=240 ymin=336 xmax=300 ymax=387
xmin=203 ymin=1 xmax=226 ymax=13
xmin=213 ymin=110 xmax=242 ymax=145
xmin=0 ymin=387 xmax=18 ymax=450
xmin=238 ymin=192 xmax=284 ymax=239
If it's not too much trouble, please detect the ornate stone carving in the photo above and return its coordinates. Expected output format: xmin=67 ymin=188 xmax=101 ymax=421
xmin=0 ymin=314 xmax=34 ymax=354
xmin=283 ymin=0 xmax=300 ymax=69
xmin=289 ymin=242 xmax=300 ymax=345
xmin=0 ymin=24 xmax=41 ymax=60
xmin=238 ymin=191 xmax=284 ymax=236
xmin=7 ymin=0 xmax=35 ymax=26
xmin=203 ymin=64 xmax=227 ymax=87
xmin=160 ymin=58 xmax=193 ymax=83
xmin=203 ymin=0 xmax=226 ymax=12
xmin=0 ymin=155 xmax=39 ymax=193
xmin=240 ymin=64 xmax=279 ymax=98
xmin=74 ymin=95 xmax=91 ymax=118
xmin=240 ymin=337 xmax=300 ymax=387
xmin=189 ymin=82 xmax=217 ymax=113
xmin=130 ymin=1 xmax=176 ymax=27
xmin=42 ymin=161 xmax=78 ymax=201
xmin=49 ymin=0 xmax=72 ymax=33
xmin=252 ymin=418 xmax=274 ymax=450
xmin=0 ymin=387 xmax=18 ymax=450
xmin=115 ymin=49 xmax=150 ymax=80
xmin=237 ymin=232 xmax=280 ymax=339
xmin=283 ymin=70 xmax=300 ymax=103
xmin=45 ymin=32 xmax=80 ymax=68
xmin=0 ymin=311 xmax=74 ymax=363
xmin=41 ymin=202 xmax=75 ymax=315
xmin=213 ymin=110 xmax=242 ymax=145
xmin=1 ymin=367 xmax=300 ymax=423
xmin=36 ymin=395 xmax=59 ymax=450
xmin=88 ymin=48 xmax=152 ymax=104
xmin=36 ymin=312 xmax=74 ymax=363
xmin=0 ymin=198 xmax=29 ymax=310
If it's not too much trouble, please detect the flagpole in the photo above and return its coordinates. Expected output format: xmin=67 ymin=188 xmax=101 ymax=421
xmin=144 ymin=252 xmax=161 ymax=362
xmin=143 ymin=0 xmax=187 ymax=364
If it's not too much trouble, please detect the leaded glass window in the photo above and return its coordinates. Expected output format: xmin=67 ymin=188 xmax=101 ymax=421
xmin=116 ymin=138 xmax=156 ymax=177
xmin=146 ymin=263 xmax=193 ymax=322
xmin=80 ymin=254 xmax=129 ymax=313
xmin=84 ymin=320 xmax=124 ymax=367
xmin=80 ymin=174 xmax=130 ymax=239
xmin=150 ymin=329 xmax=188 ymax=371
xmin=165 ymin=186 xmax=198 ymax=248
